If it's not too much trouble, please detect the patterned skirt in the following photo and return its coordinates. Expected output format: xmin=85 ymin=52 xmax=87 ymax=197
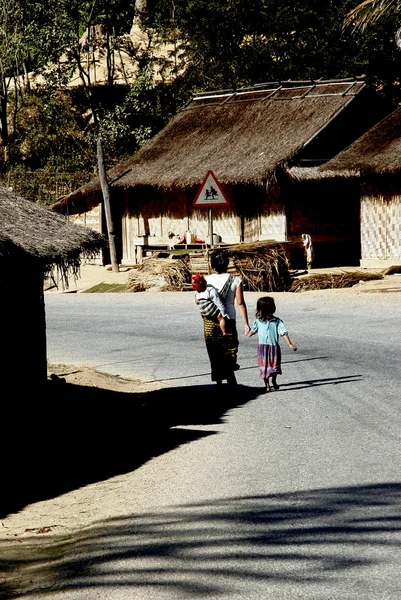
xmin=257 ymin=344 xmax=282 ymax=379
xmin=203 ymin=317 xmax=239 ymax=382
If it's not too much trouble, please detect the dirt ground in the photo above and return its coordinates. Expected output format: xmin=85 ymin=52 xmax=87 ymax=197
xmin=47 ymin=362 xmax=163 ymax=394
xmin=1 ymin=363 xmax=164 ymax=531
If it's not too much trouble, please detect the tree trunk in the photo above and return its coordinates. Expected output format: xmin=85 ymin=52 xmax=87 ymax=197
xmin=0 ymin=74 xmax=9 ymax=163
xmin=134 ymin=0 xmax=147 ymax=24
xmin=97 ymin=139 xmax=119 ymax=272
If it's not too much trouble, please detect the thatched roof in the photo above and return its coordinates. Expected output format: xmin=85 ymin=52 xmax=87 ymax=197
xmin=0 ymin=186 xmax=106 ymax=278
xmin=287 ymin=166 xmax=359 ymax=181
xmin=319 ymin=105 xmax=401 ymax=177
xmin=53 ymin=78 xmax=366 ymax=214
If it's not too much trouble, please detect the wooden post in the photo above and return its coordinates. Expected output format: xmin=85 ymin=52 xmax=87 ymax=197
xmin=97 ymin=139 xmax=119 ymax=272
xmin=209 ymin=207 xmax=214 ymax=248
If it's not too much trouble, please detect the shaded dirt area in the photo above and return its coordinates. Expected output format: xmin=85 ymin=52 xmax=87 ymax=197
xmin=47 ymin=362 xmax=161 ymax=393
xmin=0 ymin=368 xmax=262 ymax=598
xmin=1 ymin=364 xmax=165 ymax=524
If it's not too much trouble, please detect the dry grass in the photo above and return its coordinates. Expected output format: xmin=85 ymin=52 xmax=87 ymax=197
xmin=124 ymin=245 xmax=388 ymax=295
xmin=0 ymin=186 xmax=105 ymax=287
xmin=126 ymin=256 xmax=191 ymax=292
xmin=289 ymin=271 xmax=383 ymax=292
xmin=320 ymin=106 xmax=401 ymax=176
xmin=126 ymin=242 xmax=291 ymax=293
xmin=221 ymin=242 xmax=291 ymax=292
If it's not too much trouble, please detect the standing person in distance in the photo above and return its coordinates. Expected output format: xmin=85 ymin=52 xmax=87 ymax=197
xmin=247 ymin=296 xmax=297 ymax=392
xmin=203 ymin=249 xmax=251 ymax=387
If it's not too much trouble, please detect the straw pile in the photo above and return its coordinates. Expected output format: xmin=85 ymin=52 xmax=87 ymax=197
xmin=383 ymin=265 xmax=401 ymax=275
xmin=126 ymin=256 xmax=191 ymax=292
xmin=289 ymin=271 xmax=383 ymax=292
xmin=222 ymin=242 xmax=291 ymax=292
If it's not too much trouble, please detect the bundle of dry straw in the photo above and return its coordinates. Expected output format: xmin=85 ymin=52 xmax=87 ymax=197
xmin=289 ymin=271 xmax=383 ymax=292
xmin=126 ymin=257 xmax=191 ymax=292
xmin=222 ymin=242 xmax=291 ymax=292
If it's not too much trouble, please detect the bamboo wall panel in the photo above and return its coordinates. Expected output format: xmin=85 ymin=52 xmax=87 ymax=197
xmin=243 ymin=215 xmax=261 ymax=242
xmin=189 ymin=210 xmax=239 ymax=243
xmin=361 ymin=194 xmax=401 ymax=260
xmin=161 ymin=194 xmax=188 ymax=237
xmin=211 ymin=213 xmax=239 ymax=241
xmin=68 ymin=206 xmax=101 ymax=232
xmin=260 ymin=200 xmax=286 ymax=239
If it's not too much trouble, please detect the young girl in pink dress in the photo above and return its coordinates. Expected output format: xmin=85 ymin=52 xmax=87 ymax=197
xmin=247 ymin=296 xmax=297 ymax=392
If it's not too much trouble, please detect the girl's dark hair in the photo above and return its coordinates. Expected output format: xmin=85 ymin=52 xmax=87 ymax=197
xmin=256 ymin=296 xmax=276 ymax=321
xmin=210 ymin=250 xmax=229 ymax=273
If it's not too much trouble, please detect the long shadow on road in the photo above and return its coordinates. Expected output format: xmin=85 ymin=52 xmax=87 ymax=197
xmin=1 ymin=483 xmax=401 ymax=599
xmin=1 ymin=380 xmax=260 ymax=519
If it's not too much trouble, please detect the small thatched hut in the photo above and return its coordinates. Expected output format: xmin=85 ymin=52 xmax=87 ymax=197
xmin=0 ymin=186 xmax=106 ymax=387
xmin=313 ymin=106 xmax=401 ymax=267
xmin=52 ymin=77 xmax=390 ymax=267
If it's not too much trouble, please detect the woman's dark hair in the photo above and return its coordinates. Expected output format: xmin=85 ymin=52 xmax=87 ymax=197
xmin=256 ymin=296 xmax=276 ymax=321
xmin=210 ymin=250 xmax=229 ymax=273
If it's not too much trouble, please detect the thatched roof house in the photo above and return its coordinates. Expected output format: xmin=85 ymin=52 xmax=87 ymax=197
xmin=318 ymin=105 xmax=401 ymax=176
xmin=315 ymin=106 xmax=401 ymax=267
xmin=53 ymin=77 xmax=390 ymax=266
xmin=0 ymin=186 xmax=106 ymax=386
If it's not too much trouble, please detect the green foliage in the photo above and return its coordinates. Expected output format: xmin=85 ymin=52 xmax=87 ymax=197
xmin=97 ymin=66 xmax=192 ymax=162
xmin=6 ymin=164 xmax=56 ymax=206
xmin=5 ymin=164 xmax=91 ymax=206
xmin=3 ymin=0 xmax=401 ymax=199
xmin=344 ymin=0 xmax=401 ymax=33
xmin=7 ymin=89 xmax=95 ymax=171
xmin=23 ymin=0 xmax=135 ymax=71
xmin=146 ymin=0 xmax=401 ymax=97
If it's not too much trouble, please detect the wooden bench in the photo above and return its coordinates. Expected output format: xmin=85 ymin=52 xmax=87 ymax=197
xmin=133 ymin=236 xmax=228 ymax=263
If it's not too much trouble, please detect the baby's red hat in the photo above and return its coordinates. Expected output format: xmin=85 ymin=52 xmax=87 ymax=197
xmin=191 ymin=273 xmax=207 ymax=291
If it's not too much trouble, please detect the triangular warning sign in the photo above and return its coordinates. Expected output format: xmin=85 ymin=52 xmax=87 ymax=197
xmin=193 ymin=170 xmax=230 ymax=207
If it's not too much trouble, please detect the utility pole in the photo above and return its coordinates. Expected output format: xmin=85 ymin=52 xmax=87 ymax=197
xmin=97 ymin=139 xmax=119 ymax=272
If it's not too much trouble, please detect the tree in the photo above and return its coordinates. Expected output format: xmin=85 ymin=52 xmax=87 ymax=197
xmin=143 ymin=0 xmax=401 ymax=100
xmin=0 ymin=0 xmax=28 ymax=162
xmin=4 ymin=0 xmax=401 ymax=186
xmin=344 ymin=0 xmax=401 ymax=32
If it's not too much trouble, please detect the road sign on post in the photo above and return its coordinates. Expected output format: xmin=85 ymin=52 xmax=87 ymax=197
xmin=193 ymin=170 xmax=230 ymax=208
xmin=193 ymin=171 xmax=229 ymax=247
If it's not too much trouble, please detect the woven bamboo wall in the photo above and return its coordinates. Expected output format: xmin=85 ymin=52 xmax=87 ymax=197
xmin=68 ymin=205 xmax=101 ymax=232
xmin=191 ymin=207 xmax=239 ymax=243
xmin=361 ymin=194 xmax=401 ymax=260
xmin=67 ymin=206 xmax=103 ymax=264
xmin=126 ymin=193 xmax=241 ymax=245
xmin=260 ymin=200 xmax=286 ymax=240
xmin=123 ymin=185 xmax=288 ymax=259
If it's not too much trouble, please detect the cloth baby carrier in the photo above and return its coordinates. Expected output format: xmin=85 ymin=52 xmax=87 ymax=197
xmin=194 ymin=274 xmax=233 ymax=319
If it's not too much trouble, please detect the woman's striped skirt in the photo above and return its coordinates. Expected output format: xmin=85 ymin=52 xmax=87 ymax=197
xmin=203 ymin=317 xmax=238 ymax=382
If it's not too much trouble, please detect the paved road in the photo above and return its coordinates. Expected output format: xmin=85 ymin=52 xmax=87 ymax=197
xmin=41 ymin=290 xmax=401 ymax=599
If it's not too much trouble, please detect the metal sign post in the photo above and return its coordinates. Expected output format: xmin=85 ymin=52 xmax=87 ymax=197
xmin=193 ymin=170 xmax=230 ymax=249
